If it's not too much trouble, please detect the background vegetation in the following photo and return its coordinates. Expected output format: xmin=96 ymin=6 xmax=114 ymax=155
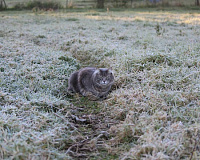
xmin=1 ymin=0 xmax=200 ymax=10
xmin=0 ymin=4 xmax=200 ymax=160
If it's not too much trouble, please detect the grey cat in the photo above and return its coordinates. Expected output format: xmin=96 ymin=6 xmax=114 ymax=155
xmin=68 ymin=67 xmax=114 ymax=100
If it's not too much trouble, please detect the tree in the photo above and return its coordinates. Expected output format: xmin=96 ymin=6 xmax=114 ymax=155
xmin=0 ymin=0 xmax=7 ymax=9
xmin=97 ymin=0 xmax=104 ymax=8
xmin=196 ymin=0 xmax=200 ymax=6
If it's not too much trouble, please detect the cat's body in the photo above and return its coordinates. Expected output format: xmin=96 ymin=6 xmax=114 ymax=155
xmin=68 ymin=67 xmax=114 ymax=100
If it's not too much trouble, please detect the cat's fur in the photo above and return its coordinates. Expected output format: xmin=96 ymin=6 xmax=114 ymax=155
xmin=68 ymin=67 xmax=114 ymax=100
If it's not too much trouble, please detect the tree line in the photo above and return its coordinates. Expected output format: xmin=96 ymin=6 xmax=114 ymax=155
xmin=0 ymin=0 xmax=200 ymax=9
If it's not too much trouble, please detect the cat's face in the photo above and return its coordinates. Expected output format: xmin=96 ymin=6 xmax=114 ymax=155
xmin=94 ymin=68 xmax=114 ymax=86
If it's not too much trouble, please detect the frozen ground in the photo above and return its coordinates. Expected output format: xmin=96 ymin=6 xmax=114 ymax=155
xmin=0 ymin=9 xmax=200 ymax=159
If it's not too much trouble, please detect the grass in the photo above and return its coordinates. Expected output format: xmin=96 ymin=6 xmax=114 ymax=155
xmin=0 ymin=8 xmax=200 ymax=159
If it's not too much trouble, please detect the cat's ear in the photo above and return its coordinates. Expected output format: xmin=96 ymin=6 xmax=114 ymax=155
xmin=94 ymin=69 xmax=100 ymax=74
xmin=108 ymin=67 xmax=114 ymax=74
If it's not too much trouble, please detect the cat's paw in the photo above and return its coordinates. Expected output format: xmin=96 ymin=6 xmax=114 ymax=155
xmin=88 ymin=95 xmax=99 ymax=101
xmin=80 ymin=89 xmax=88 ymax=96
xmin=85 ymin=92 xmax=99 ymax=101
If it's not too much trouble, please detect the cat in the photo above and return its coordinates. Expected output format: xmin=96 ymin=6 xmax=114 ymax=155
xmin=68 ymin=67 xmax=114 ymax=100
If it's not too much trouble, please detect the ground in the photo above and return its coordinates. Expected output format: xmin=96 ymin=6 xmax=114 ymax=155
xmin=0 ymin=8 xmax=200 ymax=159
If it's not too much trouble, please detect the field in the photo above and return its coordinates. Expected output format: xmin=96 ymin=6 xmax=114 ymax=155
xmin=0 ymin=8 xmax=200 ymax=159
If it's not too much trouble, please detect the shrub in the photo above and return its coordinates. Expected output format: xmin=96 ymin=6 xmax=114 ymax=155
xmin=13 ymin=3 xmax=26 ymax=10
xmin=27 ymin=1 xmax=62 ymax=10
xmin=13 ymin=1 xmax=62 ymax=10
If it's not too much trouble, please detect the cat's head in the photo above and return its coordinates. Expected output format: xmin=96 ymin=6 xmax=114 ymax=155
xmin=93 ymin=68 xmax=114 ymax=86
